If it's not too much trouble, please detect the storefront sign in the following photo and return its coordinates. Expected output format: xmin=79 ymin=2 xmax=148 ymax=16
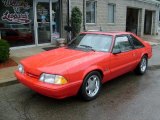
xmin=1 ymin=0 xmax=31 ymax=24
xmin=2 ymin=10 xmax=31 ymax=24
xmin=2 ymin=0 xmax=30 ymax=12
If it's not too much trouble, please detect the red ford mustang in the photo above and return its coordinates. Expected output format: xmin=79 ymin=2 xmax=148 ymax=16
xmin=15 ymin=32 xmax=152 ymax=101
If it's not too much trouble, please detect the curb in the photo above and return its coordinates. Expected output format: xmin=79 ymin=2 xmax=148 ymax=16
xmin=148 ymin=65 xmax=160 ymax=70
xmin=151 ymin=44 xmax=160 ymax=46
xmin=147 ymin=42 xmax=160 ymax=46
xmin=0 ymin=79 xmax=19 ymax=87
xmin=0 ymin=65 xmax=160 ymax=87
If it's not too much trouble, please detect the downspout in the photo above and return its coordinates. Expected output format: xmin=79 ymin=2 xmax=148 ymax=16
xmin=67 ymin=0 xmax=70 ymax=27
xmin=83 ymin=0 xmax=86 ymax=31
xmin=67 ymin=0 xmax=71 ymax=42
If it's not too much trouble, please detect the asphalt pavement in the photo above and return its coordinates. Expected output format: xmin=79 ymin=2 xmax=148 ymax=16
xmin=0 ymin=69 xmax=160 ymax=120
xmin=148 ymin=45 xmax=160 ymax=67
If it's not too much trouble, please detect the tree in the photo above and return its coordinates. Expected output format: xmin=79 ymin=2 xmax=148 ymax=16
xmin=71 ymin=7 xmax=82 ymax=38
xmin=0 ymin=39 xmax=10 ymax=62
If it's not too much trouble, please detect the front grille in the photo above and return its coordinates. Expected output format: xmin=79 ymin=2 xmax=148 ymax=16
xmin=26 ymin=72 xmax=39 ymax=79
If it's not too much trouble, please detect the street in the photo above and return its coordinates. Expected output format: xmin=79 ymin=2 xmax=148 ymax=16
xmin=0 ymin=69 xmax=160 ymax=120
xmin=0 ymin=0 xmax=160 ymax=119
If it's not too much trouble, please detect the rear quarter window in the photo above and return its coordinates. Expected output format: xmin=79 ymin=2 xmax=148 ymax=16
xmin=129 ymin=35 xmax=144 ymax=49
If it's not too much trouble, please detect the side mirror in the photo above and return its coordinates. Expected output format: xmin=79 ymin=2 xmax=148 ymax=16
xmin=112 ymin=49 xmax=121 ymax=54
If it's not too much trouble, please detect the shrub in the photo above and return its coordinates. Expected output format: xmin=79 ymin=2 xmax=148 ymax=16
xmin=71 ymin=7 xmax=82 ymax=38
xmin=0 ymin=39 xmax=10 ymax=62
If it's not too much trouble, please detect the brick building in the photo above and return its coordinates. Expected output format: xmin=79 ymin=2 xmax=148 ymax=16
xmin=67 ymin=0 xmax=160 ymax=36
xmin=0 ymin=0 xmax=159 ymax=48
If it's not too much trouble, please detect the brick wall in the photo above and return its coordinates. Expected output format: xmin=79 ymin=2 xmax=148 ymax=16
xmin=61 ymin=1 xmax=68 ymax=39
xmin=62 ymin=0 xmax=159 ymax=37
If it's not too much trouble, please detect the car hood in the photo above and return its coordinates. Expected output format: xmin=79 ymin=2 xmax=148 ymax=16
xmin=21 ymin=47 xmax=109 ymax=75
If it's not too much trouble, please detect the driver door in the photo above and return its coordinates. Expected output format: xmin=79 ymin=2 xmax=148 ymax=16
xmin=109 ymin=35 xmax=137 ymax=79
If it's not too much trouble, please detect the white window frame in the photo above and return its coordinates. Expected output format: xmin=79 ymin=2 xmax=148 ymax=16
xmin=108 ymin=3 xmax=116 ymax=24
xmin=86 ymin=0 xmax=97 ymax=24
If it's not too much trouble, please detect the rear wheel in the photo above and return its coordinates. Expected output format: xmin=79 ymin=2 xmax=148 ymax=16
xmin=135 ymin=55 xmax=148 ymax=75
xmin=80 ymin=71 xmax=102 ymax=101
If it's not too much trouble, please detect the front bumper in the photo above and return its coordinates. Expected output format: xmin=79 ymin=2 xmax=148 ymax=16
xmin=15 ymin=71 xmax=82 ymax=99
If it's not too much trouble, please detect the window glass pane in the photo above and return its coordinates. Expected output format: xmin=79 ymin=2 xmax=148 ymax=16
xmin=52 ymin=0 xmax=60 ymax=39
xmin=129 ymin=35 xmax=144 ymax=48
xmin=86 ymin=1 xmax=96 ymax=23
xmin=37 ymin=2 xmax=51 ymax=44
xmin=108 ymin=4 xmax=115 ymax=23
xmin=114 ymin=36 xmax=133 ymax=52
xmin=68 ymin=34 xmax=112 ymax=52
xmin=0 ymin=0 xmax=34 ymax=47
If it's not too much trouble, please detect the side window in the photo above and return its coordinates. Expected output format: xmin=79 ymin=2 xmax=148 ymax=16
xmin=113 ymin=36 xmax=133 ymax=52
xmin=129 ymin=35 xmax=144 ymax=49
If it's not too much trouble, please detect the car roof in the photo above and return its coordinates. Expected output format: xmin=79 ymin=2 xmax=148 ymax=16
xmin=81 ymin=31 xmax=132 ymax=36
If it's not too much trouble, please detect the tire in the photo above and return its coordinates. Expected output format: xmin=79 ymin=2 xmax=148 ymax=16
xmin=79 ymin=71 xmax=102 ymax=101
xmin=135 ymin=55 xmax=148 ymax=75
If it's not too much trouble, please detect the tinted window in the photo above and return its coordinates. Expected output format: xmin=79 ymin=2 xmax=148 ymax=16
xmin=113 ymin=36 xmax=133 ymax=52
xmin=129 ymin=35 xmax=144 ymax=49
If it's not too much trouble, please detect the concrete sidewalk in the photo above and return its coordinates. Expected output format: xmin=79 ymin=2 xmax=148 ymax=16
xmin=0 ymin=45 xmax=52 ymax=87
xmin=148 ymin=45 xmax=160 ymax=67
xmin=0 ymin=41 xmax=160 ymax=87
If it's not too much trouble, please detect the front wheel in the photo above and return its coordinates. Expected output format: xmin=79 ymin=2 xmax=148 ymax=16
xmin=135 ymin=55 xmax=148 ymax=75
xmin=79 ymin=71 xmax=102 ymax=101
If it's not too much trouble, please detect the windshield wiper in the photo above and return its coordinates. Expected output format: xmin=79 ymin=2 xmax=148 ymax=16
xmin=80 ymin=45 xmax=95 ymax=52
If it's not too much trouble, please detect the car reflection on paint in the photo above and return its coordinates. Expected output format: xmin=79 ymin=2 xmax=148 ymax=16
xmin=0 ymin=23 xmax=33 ymax=44
xmin=15 ymin=32 xmax=152 ymax=101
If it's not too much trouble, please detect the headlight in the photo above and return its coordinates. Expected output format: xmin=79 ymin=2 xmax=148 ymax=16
xmin=39 ymin=73 xmax=68 ymax=85
xmin=18 ymin=64 xmax=24 ymax=74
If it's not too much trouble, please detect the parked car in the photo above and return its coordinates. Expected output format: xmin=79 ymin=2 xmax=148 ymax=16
xmin=0 ymin=23 xmax=33 ymax=44
xmin=15 ymin=32 xmax=152 ymax=101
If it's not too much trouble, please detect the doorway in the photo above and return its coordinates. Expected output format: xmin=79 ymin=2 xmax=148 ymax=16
xmin=35 ymin=0 xmax=61 ymax=45
xmin=144 ymin=10 xmax=152 ymax=35
xmin=126 ymin=8 xmax=139 ymax=35
xmin=36 ymin=1 xmax=50 ymax=44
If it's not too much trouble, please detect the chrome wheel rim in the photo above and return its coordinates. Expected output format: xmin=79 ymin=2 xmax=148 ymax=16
xmin=85 ymin=75 xmax=100 ymax=97
xmin=140 ymin=58 xmax=147 ymax=72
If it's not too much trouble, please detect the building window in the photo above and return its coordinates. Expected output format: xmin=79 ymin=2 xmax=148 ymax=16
xmin=108 ymin=4 xmax=116 ymax=23
xmin=0 ymin=0 xmax=34 ymax=47
xmin=86 ymin=1 xmax=96 ymax=24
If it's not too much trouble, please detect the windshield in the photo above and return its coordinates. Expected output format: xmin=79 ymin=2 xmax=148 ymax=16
xmin=68 ymin=34 xmax=113 ymax=52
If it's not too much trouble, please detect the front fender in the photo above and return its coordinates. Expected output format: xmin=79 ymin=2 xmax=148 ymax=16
xmin=82 ymin=65 xmax=104 ymax=80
